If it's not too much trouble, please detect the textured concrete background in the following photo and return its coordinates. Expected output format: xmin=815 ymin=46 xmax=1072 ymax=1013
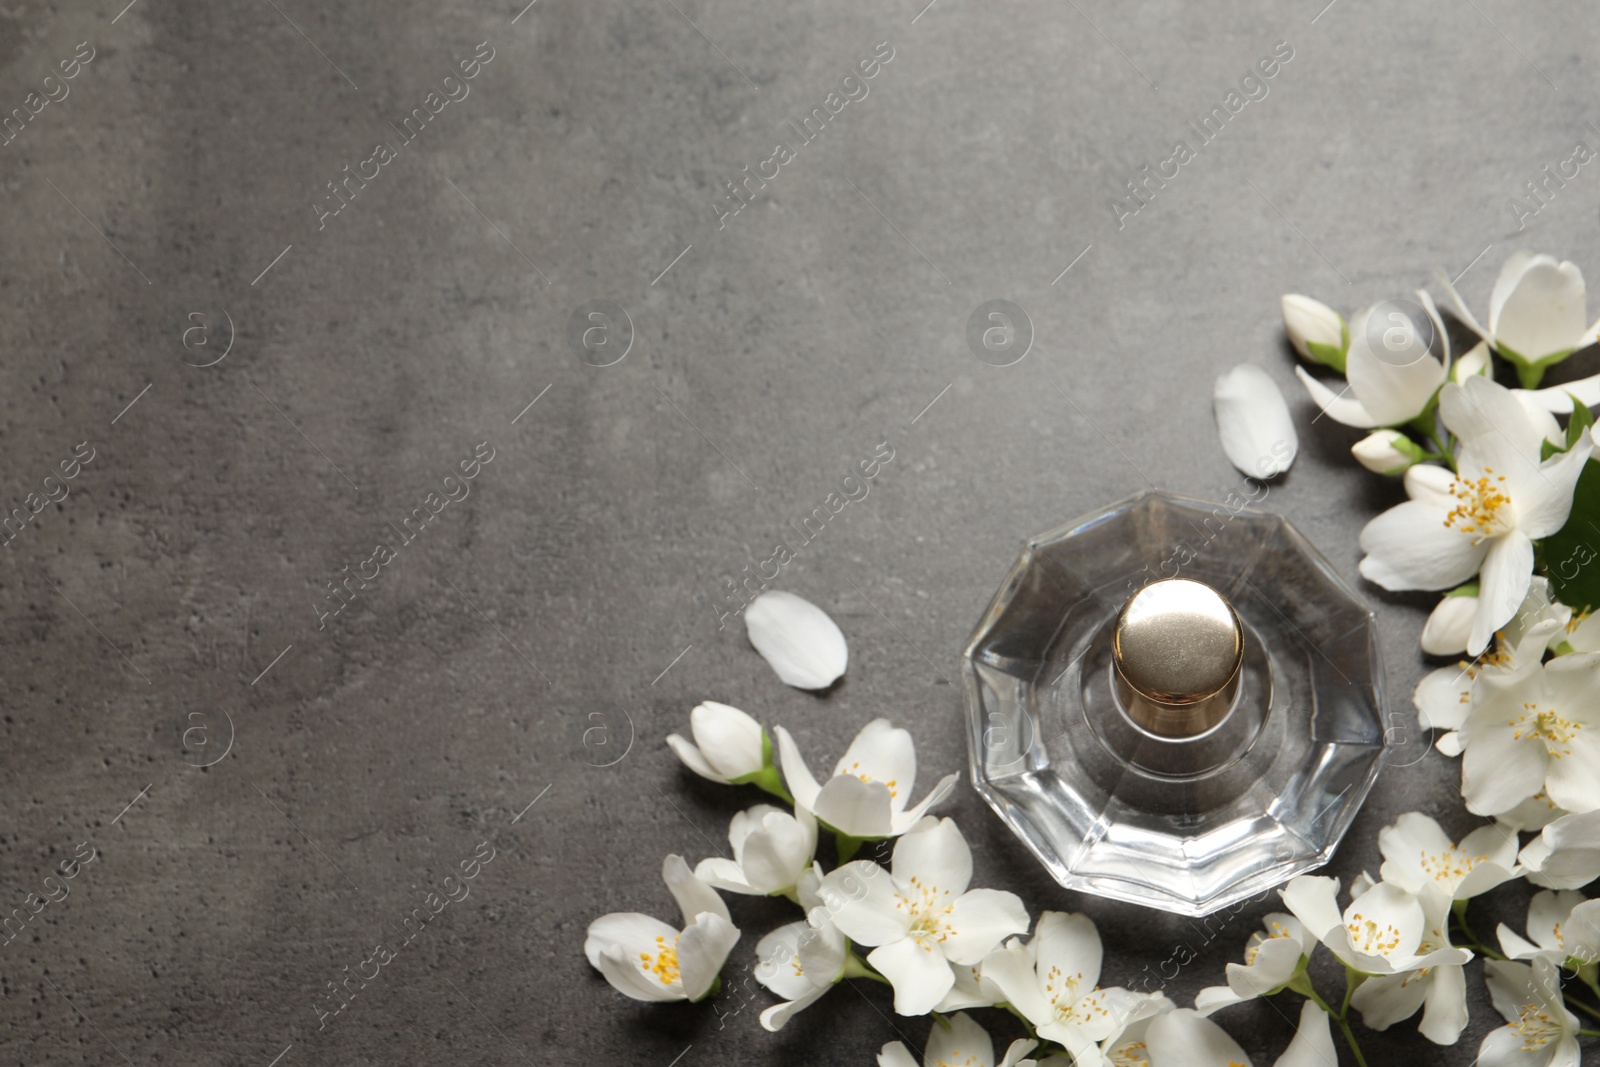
xmin=2 ymin=1 xmax=1598 ymax=1064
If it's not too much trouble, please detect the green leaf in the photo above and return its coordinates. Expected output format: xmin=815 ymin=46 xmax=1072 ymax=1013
xmin=1542 ymin=457 xmax=1600 ymax=613
xmin=1567 ymin=394 xmax=1595 ymax=449
xmin=1446 ymin=582 xmax=1479 ymax=598
xmin=1543 ymin=438 xmax=1562 ymax=461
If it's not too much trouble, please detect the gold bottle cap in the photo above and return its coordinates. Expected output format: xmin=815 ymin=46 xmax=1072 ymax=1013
xmin=1112 ymin=578 xmax=1243 ymax=738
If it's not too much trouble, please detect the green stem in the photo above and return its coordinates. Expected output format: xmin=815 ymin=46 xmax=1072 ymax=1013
xmin=738 ymin=762 xmax=794 ymax=805
xmin=835 ymin=833 xmax=865 ymax=863
xmin=1451 ymin=901 xmax=1506 ymax=960
xmin=1337 ymin=966 xmax=1363 ymax=1017
xmin=1408 ymin=409 xmax=1457 ymax=473
xmin=841 ymin=951 xmax=889 ymax=985
xmin=1335 ymin=1015 xmax=1371 ymax=1067
xmin=1567 ymin=995 xmax=1600 ymax=1023
xmin=1580 ymin=1029 xmax=1600 ymax=1039
xmin=1290 ymin=968 xmax=1370 ymax=1067
xmin=1427 ymin=426 xmax=1456 ymax=473
xmin=1299 ymin=984 xmax=1335 ymax=1016
xmin=1000 ymin=1001 xmax=1038 ymax=1037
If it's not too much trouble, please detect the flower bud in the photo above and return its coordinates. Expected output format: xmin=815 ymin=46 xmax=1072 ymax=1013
xmin=1351 ymin=430 xmax=1426 ymax=476
xmin=667 ymin=701 xmax=767 ymax=782
xmin=1420 ymin=593 xmax=1476 ymax=656
xmin=1281 ymin=294 xmax=1347 ymax=370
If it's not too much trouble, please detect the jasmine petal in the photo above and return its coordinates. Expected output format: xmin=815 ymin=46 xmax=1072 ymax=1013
xmin=744 ymin=590 xmax=848 ymax=690
xmin=1213 ymin=364 xmax=1297 ymax=478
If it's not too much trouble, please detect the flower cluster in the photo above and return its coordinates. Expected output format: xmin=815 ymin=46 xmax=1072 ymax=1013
xmin=1194 ymin=808 xmax=1600 ymax=1066
xmin=585 ymin=595 xmax=1344 ymax=1065
xmin=592 ymin=688 xmax=1346 ymax=1065
xmin=585 ymin=253 xmax=1600 ymax=1067
xmin=1271 ymin=253 xmax=1600 ymax=658
xmin=1235 ymin=252 xmax=1600 ymax=1065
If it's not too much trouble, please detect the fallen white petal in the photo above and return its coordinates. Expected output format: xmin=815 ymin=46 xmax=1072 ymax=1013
xmin=745 ymin=590 xmax=849 ymax=690
xmin=1214 ymin=364 xmax=1297 ymax=478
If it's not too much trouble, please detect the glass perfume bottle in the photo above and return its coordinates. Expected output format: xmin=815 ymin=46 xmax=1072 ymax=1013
xmin=961 ymin=489 xmax=1388 ymax=916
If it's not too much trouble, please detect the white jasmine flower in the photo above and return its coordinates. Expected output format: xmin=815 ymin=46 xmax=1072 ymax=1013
xmin=754 ymin=919 xmax=841 ymax=1030
xmin=1295 ymin=292 xmax=1450 ymax=429
xmin=1415 ymin=615 xmax=1564 ymax=758
xmin=1357 ymin=375 xmax=1594 ymax=655
xmin=1281 ymin=294 xmax=1347 ymax=369
xmin=1279 ymin=875 xmax=1471 ymax=977
xmin=752 ymin=867 xmax=849 ymax=1031
xmin=1194 ymin=913 xmax=1315 ymax=1016
xmin=1377 ymin=811 xmax=1519 ymax=901
xmin=775 ymin=718 xmax=957 ymax=839
xmin=1420 ymin=589 xmax=1479 ymax=656
xmin=817 ymin=817 xmax=1028 ymax=1016
xmin=1520 ymin=809 xmax=1600 ymax=889
xmin=876 ymin=1012 xmax=1036 ymax=1067
xmin=744 ymin=590 xmax=849 ymax=690
xmin=1347 ymin=884 xmax=1472 ymax=1044
xmin=1478 ymin=958 xmax=1582 ymax=1067
xmin=980 ymin=910 xmax=1144 ymax=1062
xmin=1442 ymin=251 xmax=1600 ymax=388
xmin=695 ymin=804 xmax=816 ymax=898
xmin=1352 ymin=428 xmax=1427 ymax=475
xmin=1497 ymin=889 xmax=1600 ymax=967
xmin=1458 ymin=646 xmax=1600 ymax=815
xmin=1212 ymin=364 xmax=1297 ymax=478
xmin=584 ymin=855 xmax=739 ymax=1002
xmin=667 ymin=701 xmax=768 ymax=784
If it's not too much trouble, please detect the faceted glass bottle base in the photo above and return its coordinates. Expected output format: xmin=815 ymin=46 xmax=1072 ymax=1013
xmin=962 ymin=490 xmax=1388 ymax=917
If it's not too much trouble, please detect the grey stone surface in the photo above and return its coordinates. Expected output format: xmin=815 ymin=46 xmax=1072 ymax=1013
xmin=2 ymin=1 xmax=1597 ymax=1064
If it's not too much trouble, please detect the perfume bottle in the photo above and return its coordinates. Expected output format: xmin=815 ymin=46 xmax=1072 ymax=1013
xmin=961 ymin=489 xmax=1388 ymax=916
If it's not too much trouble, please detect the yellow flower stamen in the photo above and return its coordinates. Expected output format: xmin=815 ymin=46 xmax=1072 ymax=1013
xmin=1419 ymin=846 xmax=1489 ymax=886
xmin=641 ymin=934 xmax=680 ymax=985
xmin=1514 ymin=1001 xmax=1562 ymax=1050
xmin=894 ymin=875 xmax=956 ymax=951
xmin=1109 ymin=1042 xmax=1150 ymax=1067
xmin=1346 ymin=911 xmax=1402 ymax=955
xmin=1510 ymin=702 xmax=1581 ymax=758
xmin=1442 ymin=468 xmax=1512 ymax=544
